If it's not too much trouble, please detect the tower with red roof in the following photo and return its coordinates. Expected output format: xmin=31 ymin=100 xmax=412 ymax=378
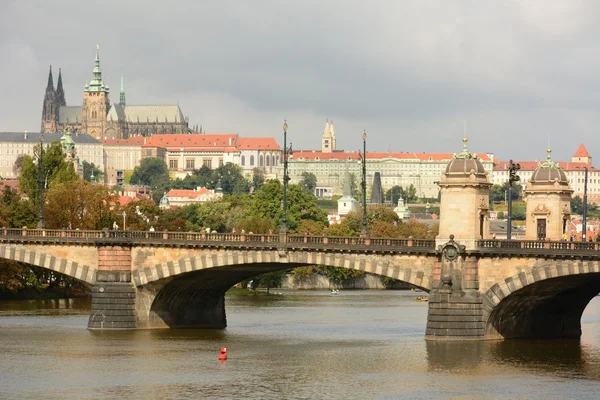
xmin=572 ymin=143 xmax=592 ymax=166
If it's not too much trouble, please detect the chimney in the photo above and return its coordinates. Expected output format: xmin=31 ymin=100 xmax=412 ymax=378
xmin=24 ymin=131 xmax=28 ymax=140
xmin=144 ymin=137 xmax=147 ymax=145
xmin=229 ymin=137 xmax=232 ymax=146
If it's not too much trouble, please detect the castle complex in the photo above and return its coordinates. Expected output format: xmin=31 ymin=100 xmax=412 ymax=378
xmin=40 ymin=46 xmax=192 ymax=139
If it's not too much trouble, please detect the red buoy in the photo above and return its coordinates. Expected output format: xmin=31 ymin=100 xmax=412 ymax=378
xmin=218 ymin=347 xmax=227 ymax=360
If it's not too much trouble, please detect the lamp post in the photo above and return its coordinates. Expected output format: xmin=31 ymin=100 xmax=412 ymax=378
xmin=507 ymin=160 xmax=521 ymax=240
xmin=359 ymin=130 xmax=368 ymax=236
xmin=122 ymin=211 xmax=127 ymax=231
xmin=583 ymin=166 xmax=588 ymax=242
xmin=37 ymin=135 xmax=45 ymax=229
xmin=280 ymin=120 xmax=291 ymax=234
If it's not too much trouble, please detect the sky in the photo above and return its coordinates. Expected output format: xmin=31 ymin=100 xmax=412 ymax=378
xmin=2 ymin=0 xmax=600 ymax=161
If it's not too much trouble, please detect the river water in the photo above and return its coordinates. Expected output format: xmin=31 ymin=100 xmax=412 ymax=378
xmin=1 ymin=290 xmax=600 ymax=399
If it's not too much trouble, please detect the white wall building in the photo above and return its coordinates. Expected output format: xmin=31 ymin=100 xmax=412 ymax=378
xmin=0 ymin=131 xmax=103 ymax=179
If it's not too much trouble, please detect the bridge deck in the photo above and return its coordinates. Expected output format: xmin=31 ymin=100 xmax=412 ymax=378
xmin=2 ymin=228 xmax=600 ymax=258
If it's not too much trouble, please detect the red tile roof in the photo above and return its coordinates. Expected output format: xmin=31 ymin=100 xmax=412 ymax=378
xmin=118 ymin=196 xmax=140 ymax=206
xmin=237 ymin=137 xmax=281 ymax=150
xmin=166 ymin=188 xmax=214 ymax=198
xmin=100 ymin=137 xmax=146 ymax=146
xmin=291 ymin=151 xmax=492 ymax=162
xmin=143 ymin=134 xmax=239 ymax=152
xmin=0 ymin=179 xmax=19 ymax=191
xmin=573 ymin=143 xmax=591 ymax=158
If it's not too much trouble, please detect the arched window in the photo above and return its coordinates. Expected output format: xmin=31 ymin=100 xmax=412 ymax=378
xmin=241 ymin=155 xmax=245 ymax=166
xmin=259 ymin=155 xmax=264 ymax=167
xmin=266 ymin=155 xmax=270 ymax=166
xmin=250 ymin=155 xmax=255 ymax=166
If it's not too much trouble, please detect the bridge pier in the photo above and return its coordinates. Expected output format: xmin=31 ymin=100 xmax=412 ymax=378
xmin=88 ymin=243 xmax=137 ymax=330
xmin=426 ymin=238 xmax=485 ymax=340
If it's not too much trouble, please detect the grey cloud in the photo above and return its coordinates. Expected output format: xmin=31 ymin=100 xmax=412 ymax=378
xmin=3 ymin=0 xmax=600 ymax=161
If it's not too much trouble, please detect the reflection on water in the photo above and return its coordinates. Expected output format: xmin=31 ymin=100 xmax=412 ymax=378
xmin=1 ymin=292 xmax=600 ymax=399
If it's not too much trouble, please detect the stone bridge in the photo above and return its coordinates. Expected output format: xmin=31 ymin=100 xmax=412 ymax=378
xmin=2 ymin=228 xmax=600 ymax=340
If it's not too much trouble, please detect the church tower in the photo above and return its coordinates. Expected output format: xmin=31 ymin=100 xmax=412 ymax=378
xmin=82 ymin=45 xmax=110 ymax=139
xmin=321 ymin=119 xmax=336 ymax=153
xmin=41 ymin=66 xmax=57 ymax=133
xmin=56 ymin=68 xmax=66 ymax=107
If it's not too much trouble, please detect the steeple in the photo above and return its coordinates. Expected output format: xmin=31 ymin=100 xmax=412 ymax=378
xmin=45 ymin=65 xmax=54 ymax=92
xmin=56 ymin=68 xmax=66 ymax=106
xmin=321 ymin=119 xmax=334 ymax=153
xmin=85 ymin=45 xmax=108 ymax=93
xmin=41 ymin=65 xmax=57 ymax=132
xmin=119 ymin=71 xmax=126 ymax=106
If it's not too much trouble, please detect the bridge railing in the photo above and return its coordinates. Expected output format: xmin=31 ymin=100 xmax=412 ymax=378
xmin=0 ymin=228 xmax=436 ymax=251
xmin=477 ymin=239 xmax=600 ymax=252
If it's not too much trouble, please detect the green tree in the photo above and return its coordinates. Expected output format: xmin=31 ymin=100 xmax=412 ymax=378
xmin=385 ymin=185 xmax=403 ymax=202
xmin=82 ymin=161 xmax=103 ymax=183
xmin=44 ymin=180 xmax=118 ymax=230
xmin=404 ymin=184 xmax=418 ymax=203
xmin=571 ymin=196 xmax=583 ymax=215
xmin=130 ymin=158 xmax=171 ymax=203
xmin=299 ymin=172 xmax=317 ymax=195
xmin=490 ymin=182 xmax=522 ymax=203
xmin=194 ymin=201 xmax=233 ymax=232
xmin=252 ymin=168 xmax=265 ymax=192
xmin=9 ymin=200 xmax=38 ymax=228
xmin=18 ymin=141 xmax=78 ymax=208
xmin=497 ymin=211 xmax=505 ymax=220
xmin=213 ymin=163 xmax=250 ymax=194
xmin=255 ymin=270 xmax=286 ymax=294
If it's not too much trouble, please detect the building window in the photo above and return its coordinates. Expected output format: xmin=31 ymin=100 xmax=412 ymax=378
xmin=219 ymin=158 xmax=224 ymax=167
xmin=169 ymin=159 xmax=178 ymax=169
xmin=241 ymin=155 xmax=245 ymax=166
xmin=146 ymin=150 xmax=152 ymax=157
xmin=250 ymin=155 xmax=255 ymax=166
xmin=266 ymin=155 xmax=270 ymax=166
xmin=259 ymin=155 xmax=264 ymax=167
xmin=186 ymin=159 xmax=195 ymax=169
xmin=203 ymin=159 xmax=212 ymax=169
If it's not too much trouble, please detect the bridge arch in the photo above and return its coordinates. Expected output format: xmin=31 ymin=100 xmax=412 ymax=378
xmin=0 ymin=244 xmax=96 ymax=285
xmin=132 ymin=249 xmax=434 ymax=329
xmin=483 ymin=261 xmax=600 ymax=339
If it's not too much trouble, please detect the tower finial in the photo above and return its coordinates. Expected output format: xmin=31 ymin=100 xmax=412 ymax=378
xmin=547 ymin=147 xmax=552 ymax=161
xmin=120 ymin=70 xmax=126 ymax=106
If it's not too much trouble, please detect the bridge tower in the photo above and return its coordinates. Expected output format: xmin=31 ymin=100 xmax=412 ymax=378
xmin=427 ymin=137 xmax=492 ymax=340
xmin=437 ymin=137 xmax=492 ymax=250
xmin=524 ymin=148 xmax=572 ymax=241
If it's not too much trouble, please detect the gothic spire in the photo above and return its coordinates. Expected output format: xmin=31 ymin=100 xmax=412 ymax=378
xmin=56 ymin=68 xmax=66 ymax=106
xmin=119 ymin=71 xmax=126 ymax=106
xmin=45 ymin=65 xmax=55 ymax=92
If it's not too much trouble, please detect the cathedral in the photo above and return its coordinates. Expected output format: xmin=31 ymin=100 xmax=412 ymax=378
xmin=40 ymin=46 xmax=194 ymax=139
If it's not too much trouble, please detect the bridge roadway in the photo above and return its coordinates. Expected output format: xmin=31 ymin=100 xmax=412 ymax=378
xmin=2 ymin=228 xmax=600 ymax=340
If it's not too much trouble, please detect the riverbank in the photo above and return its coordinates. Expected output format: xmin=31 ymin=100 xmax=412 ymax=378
xmin=0 ymin=287 xmax=90 ymax=301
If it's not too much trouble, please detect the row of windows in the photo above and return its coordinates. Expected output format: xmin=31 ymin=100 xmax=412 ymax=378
xmin=240 ymin=154 xmax=279 ymax=167
xmin=169 ymin=158 xmax=224 ymax=170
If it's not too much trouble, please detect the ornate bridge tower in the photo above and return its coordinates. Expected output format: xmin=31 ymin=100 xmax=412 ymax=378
xmin=524 ymin=148 xmax=572 ymax=241
xmin=427 ymin=137 xmax=492 ymax=340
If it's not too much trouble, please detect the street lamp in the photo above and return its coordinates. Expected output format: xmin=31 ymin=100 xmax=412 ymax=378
xmin=507 ymin=159 xmax=521 ymax=240
xmin=280 ymin=120 xmax=292 ymax=234
xmin=583 ymin=166 xmax=588 ymax=242
xmin=122 ymin=211 xmax=127 ymax=231
xmin=37 ymin=135 xmax=45 ymax=229
xmin=358 ymin=130 xmax=368 ymax=236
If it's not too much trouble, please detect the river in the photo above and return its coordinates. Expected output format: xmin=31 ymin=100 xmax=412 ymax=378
xmin=1 ymin=290 xmax=600 ymax=399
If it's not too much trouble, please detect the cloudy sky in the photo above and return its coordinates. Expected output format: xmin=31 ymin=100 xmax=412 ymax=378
xmin=2 ymin=0 xmax=600 ymax=161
